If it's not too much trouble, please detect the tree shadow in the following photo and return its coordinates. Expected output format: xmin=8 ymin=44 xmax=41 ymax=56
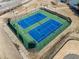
xmin=68 ymin=5 xmax=79 ymax=16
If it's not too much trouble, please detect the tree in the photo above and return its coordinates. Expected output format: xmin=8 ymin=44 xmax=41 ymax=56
xmin=77 ymin=3 xmax=79 ymax=10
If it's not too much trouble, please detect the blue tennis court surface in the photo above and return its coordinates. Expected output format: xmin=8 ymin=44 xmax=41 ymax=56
xmin=29 ymin=19 xmax=62 ymax=42
xmin=18 ymin=13 xmax=46 ymax=29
